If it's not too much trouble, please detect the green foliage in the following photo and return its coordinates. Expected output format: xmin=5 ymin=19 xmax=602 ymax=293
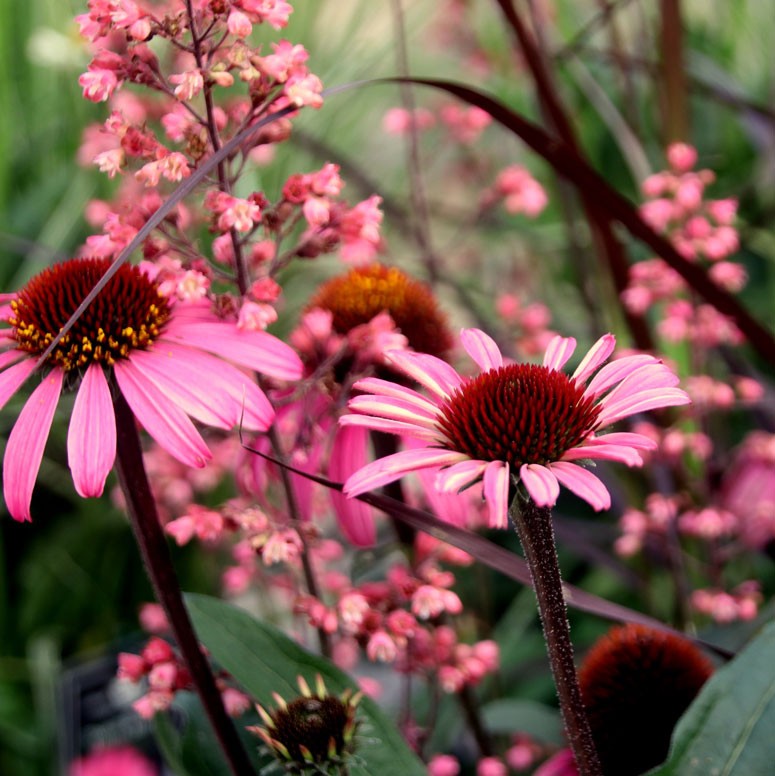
xmin=648 ymin=621 xmax=775 ymax=776
xmin=185 ymin=593 xmax=426 ymax=776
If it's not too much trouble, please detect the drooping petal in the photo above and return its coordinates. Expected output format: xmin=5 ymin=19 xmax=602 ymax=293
xmin=344 ymin=448 xmax=468 ymax=497
xmin=543 ymin=336 xmax=577 ymax=371
xmin=339 ymin=413 xmax=442 ymax=442
xmin=519 ymin=463 xmax=560 ymax=507
xmin=460 ymin=328 xmax=503 ymax=372
xmin=114 ymin=361 xmax=212 ymax=468
xmin=160 ymin=322 xmax=302 ymax=381
xmin=571 ymin=333 xmax=616 ymax=384
xmin=0 ymin=359 xmax=36 ymax=410
xmin=436 ymin=459 xmax=488 ymax=492
xmin=329 ymin=425 xmax=376 ymax=547
xmin=384 ymin=350 xmax=463 ymax=399
xmin=549 ymin=461 xmax=611 ymax=511
xmin=3 ymin=369 xmax=63 ymax=521
xmin=143 ymin=343 xmax=274 ymax=431
xmin=348 ymin=395 xmax=439 ymax=427
xmin=68 ymin=364 xmax=116 ymax=498
xmin=596 ymin=387 xmax=691 ymax=427
xmin=483 ymin=460 xmax=510 ymax=529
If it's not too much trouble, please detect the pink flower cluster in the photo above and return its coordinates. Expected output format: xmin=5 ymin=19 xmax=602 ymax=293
xmin=623 ymin=143 xmax=743 ymax=347
xmin=483 ymin=165 xmax=548 ymax=218
xmin=118 ymin=634 xmax=250 ymax=719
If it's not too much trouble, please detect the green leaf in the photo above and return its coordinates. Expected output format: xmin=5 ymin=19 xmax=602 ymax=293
xmin=480 ymin=699 xmax=564 ymax=745
xmin=185 ymin=593 xmax=425 ymax=776
xmin=648 ymin=620 xmax=775 ymax=776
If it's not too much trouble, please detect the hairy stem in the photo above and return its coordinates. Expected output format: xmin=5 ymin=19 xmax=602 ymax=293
xmin=113 ymin=391 xmax=255 ymax=776
xmin=509 ymin=497 xmax=601 ymax=776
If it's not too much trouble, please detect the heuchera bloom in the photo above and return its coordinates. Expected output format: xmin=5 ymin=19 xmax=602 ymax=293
xmin=0 ymin=258 xmax=302 ymax=521
xmin=341 ymin=329 xmax=689 ymax=528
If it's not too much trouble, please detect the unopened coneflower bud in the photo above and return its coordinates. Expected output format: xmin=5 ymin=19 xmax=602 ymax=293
xmin=248 ymin=674 xmax=362 ymax=773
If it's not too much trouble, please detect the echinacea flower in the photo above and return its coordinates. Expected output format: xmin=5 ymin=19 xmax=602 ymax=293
xmin=0 ymin=258 xmax=302 ymax=521
xmin=341 ymin=329 xmax=690 ymax=528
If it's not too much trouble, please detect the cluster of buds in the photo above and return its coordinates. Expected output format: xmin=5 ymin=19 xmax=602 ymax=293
xmin=481 ymin=165 xmax=548 ymax=218
xmin=118 ymin=636 xmax=250 ymax=719
xmin=623 ymin=143 xmax=743 ymax=347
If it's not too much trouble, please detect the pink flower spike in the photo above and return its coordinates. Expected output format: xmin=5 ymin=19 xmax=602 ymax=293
xmin=519 ymin=463 xmax=560 ymax=507
xmin=483 ymin=460 xmax=510 ymax=528
xmin=68 ymin=365 xmax=116 ymax=498
xmin=3 ymin=370 xmax=63 ymax=521
xmin=460 ymin=328 xmax=503 ymax=371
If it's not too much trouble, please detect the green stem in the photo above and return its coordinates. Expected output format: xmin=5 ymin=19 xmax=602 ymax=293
xmin=509 ymin=496 xmax=602 ymax=776
xmin=113 ymin=391 xmax=255 ymax=776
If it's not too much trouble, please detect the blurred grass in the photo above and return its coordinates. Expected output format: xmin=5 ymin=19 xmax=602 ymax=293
xmin=0 ymin=1 xmax=773 ymax=774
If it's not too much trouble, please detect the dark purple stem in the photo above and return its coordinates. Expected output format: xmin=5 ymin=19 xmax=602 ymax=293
xmin=509 ymin=497 xmax=602 ymax=776
xmin=113 ymin=391 xmax=255 ymax=776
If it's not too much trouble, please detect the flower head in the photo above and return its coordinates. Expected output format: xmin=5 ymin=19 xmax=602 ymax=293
xmin=341 ymin=329 xmax=689 ymax=527
xmin=579 ymin=624 xmax=713 ymax=775
xmin=248 ymin=674 xmax=361 ymax=773
xmin=0 ymin=258 xmax=302 ymax=521
xmin=307 ymin=264 xmax=453 ymax=360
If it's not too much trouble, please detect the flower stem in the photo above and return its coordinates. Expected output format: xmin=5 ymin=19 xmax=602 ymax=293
xmin=113 ymin=391 xmax=255 ymax=776
xmin=509 ymin=496 xmax=602 ymax=776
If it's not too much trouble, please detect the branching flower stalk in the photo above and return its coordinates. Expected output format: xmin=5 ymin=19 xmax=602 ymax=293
xmin=113 ymin=391 xmax=255 ymax=776
xmin=509 ymin=495 xmax=602 ymax=775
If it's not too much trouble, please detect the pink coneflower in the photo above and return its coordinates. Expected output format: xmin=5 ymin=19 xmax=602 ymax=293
xmin=0 ymin=258 xmax=302 ymax=521
xmin=341 ymin=328 xmax=689 ymax=527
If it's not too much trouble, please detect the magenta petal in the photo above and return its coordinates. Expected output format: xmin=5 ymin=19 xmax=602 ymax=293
xmin=339 ymin=413 xmax=442 ymax=442
xmin=3 ymin=369 xmax=63 ymax=521
xmin=460 ymin=328 xmax=503 ymax=372
xmin=68 ymin=365 xmax=116 ymax=498
xmin=562 ymin=444 xmax=642 ymax=467
xmin=329 ymin=425 xmax=376 ymax=547
xmin=543 ymin=336 xmax=576 ymax=371
xmin=114 ymin=361 xmax=212 ymax=468
xmin=351 ymin=377 xmax=440 ymax=415
xmin=483 ymin=460 xmax=510 ymax=528
xmin=344 ymin=448 xmax=468 ymax=497
xmin=584 ymin=354 xmax=658 ymax=397
xmin=597 ymin=387 xmax=691 ymax=427
xmin=587 ymin=432 xmax=657 ymax=450
xmin=0 ymin=359 xmax=37 ymax=410
xmin=571 ymin=333 xmax=616 ymax=384
xmin=519 ymin=463 xmax=560 ymax=507
xmin=436 ymin=460 xmax=487 ymax=492
xmin=348 ymin=395 xmax=438 ymax=426
xmin=161 ymin=323 xmax=302 ymax=381
xmin=0 ymin=350 xmax=24 ymax=370
xmin=384 ymin=350 xmax=463 ymax=399
xmin=147 ymin=343 xmax=274 ymax=431
xmin=549 ymin=462 xmax=611 ymax=511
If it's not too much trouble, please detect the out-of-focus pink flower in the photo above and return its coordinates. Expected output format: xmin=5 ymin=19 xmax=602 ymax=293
xmin=428 ymin=754 xmax=460 ymax=776
xmin=69 ymin=745 xmax=157 ymax=776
